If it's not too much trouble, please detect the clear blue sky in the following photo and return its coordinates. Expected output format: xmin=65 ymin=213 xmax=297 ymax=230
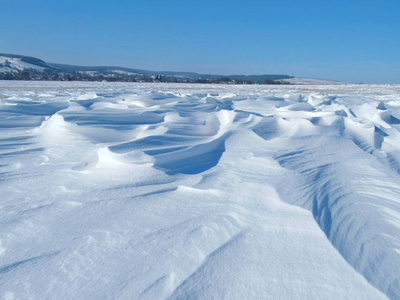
xmin=1 ymin=0 xmax=399 ymax=83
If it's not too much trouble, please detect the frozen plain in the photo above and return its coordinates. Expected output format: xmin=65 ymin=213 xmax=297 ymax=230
xmin=1 ymin=81 xmax=400 ymax=299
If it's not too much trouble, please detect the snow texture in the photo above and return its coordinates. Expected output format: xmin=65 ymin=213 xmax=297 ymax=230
xmin=1 ymin=81 xmax=400 ymax=299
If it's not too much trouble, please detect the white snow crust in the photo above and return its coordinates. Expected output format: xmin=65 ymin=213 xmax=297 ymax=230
xmin=1 ymin=81 xmax=400 ymax=299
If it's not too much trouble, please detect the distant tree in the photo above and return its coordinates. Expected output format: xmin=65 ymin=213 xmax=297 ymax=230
xmin=264 ymin=79 xmax=275 ymax=84
xmin=218 ymin=77 xmax=232 ymax=83
xmin=2 ymin=72 xmax=15 ymax=80
xmin=63 ymin=73 xmax=71 ymax=81
xmin=21 ymin=71 xmax=31 ymax=80
xmin=51 ymin=73 xmax=60 ymax=81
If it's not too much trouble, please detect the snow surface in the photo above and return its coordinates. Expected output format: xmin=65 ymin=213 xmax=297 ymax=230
xmin=1 ymin=81 xmax=400 ymax=299
xmin=281 ymin=77 xmax=350 ymax=85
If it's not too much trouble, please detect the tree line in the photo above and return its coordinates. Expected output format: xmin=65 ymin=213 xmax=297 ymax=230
xmin=0 ymin=68 xmax=290 ymax=85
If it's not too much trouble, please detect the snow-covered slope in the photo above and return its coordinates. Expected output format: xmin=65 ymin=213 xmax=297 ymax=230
xmin=1 ymin=82 xmax=400 ymax=299
xmin=0 ymin=55 xmax=48 ymax=73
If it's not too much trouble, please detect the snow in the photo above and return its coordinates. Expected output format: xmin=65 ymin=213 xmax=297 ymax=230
xmin=282 ymin=77 xmax=350 ymax=85
xmin=0 ymin=67 xmax=19 ymax=74
xmin=112 ymin=70 xmax=139 ymax=75
xmin=1 ymin=81 xmax=400 ymax=299
xmin=78 ymin=71 xmax=99 ymax=76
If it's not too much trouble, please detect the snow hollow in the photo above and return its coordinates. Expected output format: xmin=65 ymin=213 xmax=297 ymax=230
xmin=1 ymin=81 xmax=400 ymax=299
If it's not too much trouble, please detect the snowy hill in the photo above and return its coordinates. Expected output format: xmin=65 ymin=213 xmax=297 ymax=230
xmin=1 ymin=81 xmax=400 ymax=299
xmin=0 ymin=53 xmax=56 ymax=73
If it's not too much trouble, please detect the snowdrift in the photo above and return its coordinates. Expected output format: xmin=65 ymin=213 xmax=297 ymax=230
xmin=1 ymin=82 xmax=400 ymax=299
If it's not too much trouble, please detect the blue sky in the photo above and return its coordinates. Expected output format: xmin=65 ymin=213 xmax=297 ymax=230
xmin=1 ymin=0 xmax=399 ymax=83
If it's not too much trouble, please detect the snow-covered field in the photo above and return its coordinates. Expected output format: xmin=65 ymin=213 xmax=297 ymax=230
xmin=1 ymin=81 xmax=400 ymax=299
xmin=281 ymin=77 xmax=350 ymax=85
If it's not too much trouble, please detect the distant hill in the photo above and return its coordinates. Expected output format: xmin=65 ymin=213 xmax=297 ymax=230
xmin=0 ymin=52 xmax=295 ymax=83
xmin=49 ymin=63 xmax=202 ymax=78
xmin=0 ymin=53 xmax=58 ymax=72
xmin=48 ymin=63 xmax=293 ymax=82
xmin=0 ymin=53 xmax=56 ymax=69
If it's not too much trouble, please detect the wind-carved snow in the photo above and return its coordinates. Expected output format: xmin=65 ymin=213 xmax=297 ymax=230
xmin=1 ymin=82 xmax=400 ymax=299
